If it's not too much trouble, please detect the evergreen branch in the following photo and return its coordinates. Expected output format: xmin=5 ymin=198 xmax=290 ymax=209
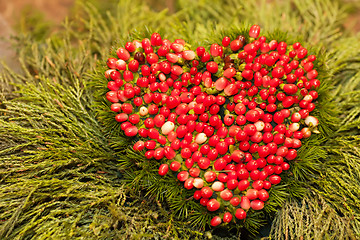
xmin=267 ymin=191 xmax=356 ymax=240
xmin=0 ymin=0 xmax=360 ymax=239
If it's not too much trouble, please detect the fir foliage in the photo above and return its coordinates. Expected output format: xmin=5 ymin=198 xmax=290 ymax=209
xmin=0 ymin=0 xmax=360 ymax=239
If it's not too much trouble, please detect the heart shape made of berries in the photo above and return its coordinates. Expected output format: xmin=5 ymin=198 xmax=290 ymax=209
xmin=104 ymin=25 xmax=320 ymax=226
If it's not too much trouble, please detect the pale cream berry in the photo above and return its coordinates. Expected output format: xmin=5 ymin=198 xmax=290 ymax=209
xmin=161 ymin=121 xmax=175 ymax=135
xmin=195 ymin=133 xmax=207 ymax=144
xmin=193 ymin=178 xmax=204 ymax=188
xmin=211 ymin=181 xmax=225 ymax=192
xmin=304 ymin=116 xmax=319 ymax=127
xmin=254 ymin=121 xmax=265 ymax=131
xmin=139 ymin=106 xmax=148 ymax=116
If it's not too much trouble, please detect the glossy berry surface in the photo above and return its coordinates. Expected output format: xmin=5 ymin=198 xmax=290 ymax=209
xmin=103 ymin=25 xmax=320 ymax=227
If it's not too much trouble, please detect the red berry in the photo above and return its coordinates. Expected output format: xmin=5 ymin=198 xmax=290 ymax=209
xmin=204 ymin=170 xmax=217 ymax=182
xmin=145 ymin=150 xmax=154 ymax=159
xmin=297 ymin=48 xmax=308 ymax=59
xmin=238 ymin=179 xmax=250 ymax=191
xmin=230 ymin=197 xmax=240 ymax=206
xmin=223 ymin=212 xmax=233 ymax=223
xmin=125 ymin=42 xmax=136 ymax=52
xmin=269 ymin=175 xmax=281 ymax=185
xmin=249 ymin=24 xmax=261 ymax=38
xmin=307 ymin=69 xmax=318 ymax=79
xmin=250 ymin=200 xmax=264 ymax=210
xmin=210 ymin=216 xmax=222 ymax=227
xmin=170 ymin=42 xmax=184 ymax=52
xmin=235 ymin=208 xmax=247 ymax=220
xmin=177 ymin=171 xmax=189 ymax=182
xmin=245 ymin=109 xmax=260 ymax=122
xmin=244 ymin=124 xmax=257 ymax=136
xmin=272 ymin=66 xmax=285 ymax=78
xmin=240 ymin=196 xmax=250 ymax=210
xmin=196 ymin=46 xmax=205 ymax=56
xmin=206 ymin=61 xmax=219 ymax=73
xmin=184 ymin=177 xmax=194 ymax=190
xmin=201 ymin=186 xmax=213 ymax=198
xmin=116 ymin=47 xmax=130 ymax=61
xmin=128 ymin=114 xmax=140 ymax=124
xmin=223 ymin=67 xmax=237 ymax=79
xmin=133 ymin=141 xmax=145 ymax=151
xmin=125 ymin=125 xmax=138 ymax=137
xmin=207 ymin=199 xmax=220 ymax=211
xmin=227 ymin=179 xmax=239 ymax=190
xmin=115 ymin=113 xmax=128 ymax=122
xmin=230 ymin=40 xmax=243 ymax=51
xmin=210 ymin=43 xmax=221 ymax=57
xmin=220 ymin=189 xmax=233 ymax=201
xmin=246 ymin=188 xmax=258 ymax=200
xmin=158 ymin=164 xmax=169 ymax=176
xmin=169 ymin=160 xmax=181 ymax=171
xmin=222 ymin=36 xmax=231 ymax=47
xmin=128 ymin=59 xmax=139 ymax=72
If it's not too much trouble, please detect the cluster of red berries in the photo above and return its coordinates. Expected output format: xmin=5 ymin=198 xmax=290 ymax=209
xmin=104 ymin=24 xmax=320 ymax=226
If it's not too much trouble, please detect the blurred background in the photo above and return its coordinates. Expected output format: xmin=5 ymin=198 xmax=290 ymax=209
xmin=0 ymin=0 xmax=176 ymax=71
xmin=0 ymin=0 xmax=359 ymax=35
xmin=0 ymin=0 xmax=359 ymax=73
xmin=0 ymin=0 xmax=359 ymax=31
xmin=1 ymin=0 xmax=359 ymax=78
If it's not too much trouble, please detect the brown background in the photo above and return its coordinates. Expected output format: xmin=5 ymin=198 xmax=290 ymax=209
xmin=0 ymin=0 xmax=74 ymax=27
xmin=0 ymin=0 xmax=359 ymax=71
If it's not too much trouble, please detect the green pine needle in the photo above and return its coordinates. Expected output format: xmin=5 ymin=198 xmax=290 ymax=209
xmin=0 ymin=0 xmax=360 ymax=239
